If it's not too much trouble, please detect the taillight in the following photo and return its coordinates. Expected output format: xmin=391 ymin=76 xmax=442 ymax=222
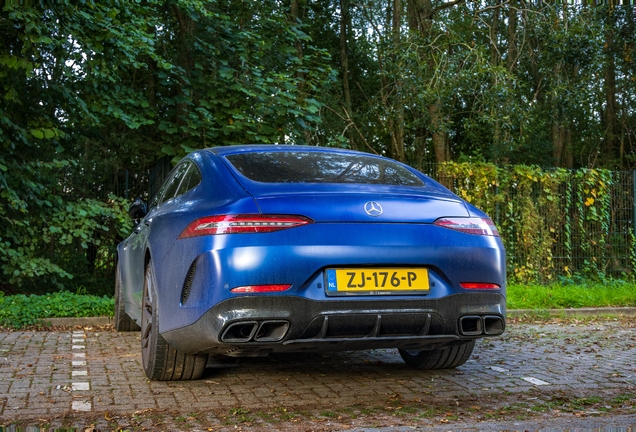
xmin=230 ymin=284 xmax=292 ymax=293
xmin=178 ymin=214 xmax=313 ymax=238
xmin=434 ymin=217 xmax=500 ymax=236
xmin=460 ymin=282 xmax=501 ymax=289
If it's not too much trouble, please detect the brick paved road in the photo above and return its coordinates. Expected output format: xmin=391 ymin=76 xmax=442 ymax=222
xmin=1 ymin=319 xmax=635 ymax=430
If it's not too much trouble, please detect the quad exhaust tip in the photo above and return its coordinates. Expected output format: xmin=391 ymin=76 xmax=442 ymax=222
xmin=221 ymin=320 xmax=290 ymax=343
xmin=255 ymin=321 xmax=290 ymax=342
xmin=221 ymin=321 xmax=258 ymax=343
xmin=459 ymin=315 xmax=504 ymax=336
xmin=483 ymin=315 xmax=505 ymax=335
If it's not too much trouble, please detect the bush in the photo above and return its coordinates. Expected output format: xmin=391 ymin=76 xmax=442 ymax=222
xmin=0 ymin=291 xmax=114 ymax=328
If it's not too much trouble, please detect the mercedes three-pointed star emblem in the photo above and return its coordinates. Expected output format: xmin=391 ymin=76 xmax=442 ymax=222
xmin=364 ymin=201 xmax=383 ymax=217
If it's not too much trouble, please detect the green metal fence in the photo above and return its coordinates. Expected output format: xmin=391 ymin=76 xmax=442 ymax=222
xmin=422 ymin=163 xmax=635 ymax=283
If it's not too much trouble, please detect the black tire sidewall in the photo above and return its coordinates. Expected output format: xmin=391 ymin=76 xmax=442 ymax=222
xmin=141 ymin=264 xmax=159 ymax=378
xmin=399 ymin=349 xmax=432 ymax=368
xmin=399 ymin=340 xmax=475 ymax=369
xmin=114 ymin=262 xmax=125 ymax=328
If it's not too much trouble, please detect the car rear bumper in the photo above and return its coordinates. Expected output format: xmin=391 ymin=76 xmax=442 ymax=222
xmin=161 ymin=293 xmax=505 ymax=356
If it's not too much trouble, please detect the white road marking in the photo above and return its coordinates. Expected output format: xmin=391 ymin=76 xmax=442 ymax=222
xmin=72 ymin=401 xmax=91 ymax=411
xmin=70 ymin=331 xmax=92 ymax=412
xmin=490 ymin=366 xmax=508 ymax=373
xmin=72 ymin=382 xmax=90 ymax=391
xmin=523 ymin=377 xmax=550 ymax=386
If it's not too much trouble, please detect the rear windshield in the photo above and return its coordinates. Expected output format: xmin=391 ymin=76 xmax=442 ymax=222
xmin=225 ymin=151 xmax=425 ymax=186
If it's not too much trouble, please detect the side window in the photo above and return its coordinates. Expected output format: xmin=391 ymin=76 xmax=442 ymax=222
xmin=176 ymin=163 xmax=202 ymax=197
xmin=149 ymin=190 xmax=161 ymax=209
xmin=158 ymin=163 xmax=189 ymax=205
xmin=149 ymin=172 xmax=174 ymax=209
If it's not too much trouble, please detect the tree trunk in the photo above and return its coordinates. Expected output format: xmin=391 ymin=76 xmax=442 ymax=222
xmin=393 ymin=0 xmax=401 ymax=43
xmin=552 ymin=121 xmax=565 ymax=167
xmin=493 ymin=118 xmax=502 ymax=163
xmin=490 ymin=1 xmax=502 ymax=160
xmin=391 ymin=0 xmax=405 ymax=161
xmin=390 ymin=117 xmax=405 ymax=161
xmin=407 ymin=0 xmax=458 ymax=164
xmin=564 ymin=129 xmax=573 ymax=168
xmin=621 ymin=4 xmax=635 ymax=168
xmin=430 ymin=103 xmax=447 ymax=163
xmin=407 ymin=0 xmax=434 ymax=34
xmin=339 ymin=0 xmax=351 ymax=111
xmin=603 ymin=30 xmax=617 ymax=165
xmin=413 ymin=127 xmax=428 ymax=170
xmin=490 ymin=0 xmax=501 ymax=66
xmin=407 ymin=0 xmax=418 ymax=32
xmin=291 ymin=0 xmax=311 ymax=144
xmin=506 ymin=0 xmax=518 ymax=72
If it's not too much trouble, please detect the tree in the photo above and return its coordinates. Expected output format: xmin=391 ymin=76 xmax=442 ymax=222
xmin=0 ymin=1 xmax=334 ymax=293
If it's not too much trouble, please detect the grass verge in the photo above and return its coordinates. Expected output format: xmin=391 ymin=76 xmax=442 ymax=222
xmin=507 ymin=280 xmax=636 ymax=310
xmin=1 ymin=280 xmax=636 ymax=329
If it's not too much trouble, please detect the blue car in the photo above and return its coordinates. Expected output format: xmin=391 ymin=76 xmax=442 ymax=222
xmin=115 ymin=145 xmax=506 ymax=381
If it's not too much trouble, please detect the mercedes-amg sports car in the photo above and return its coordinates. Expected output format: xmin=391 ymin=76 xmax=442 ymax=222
xmin=115 ymin=145 xmax=506 ymax=381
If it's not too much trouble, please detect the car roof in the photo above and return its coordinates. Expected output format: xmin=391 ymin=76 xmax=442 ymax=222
xmin=204 ymin=145 xmax=380 ymax=158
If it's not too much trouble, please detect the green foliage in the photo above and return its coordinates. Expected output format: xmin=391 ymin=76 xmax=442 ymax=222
xmin=310 ymin=2 xmax=636 ymax=169
xmin=0 ymin=2 xmax=333 ymax=294
xmin=143 ymin=1 xmax=334 ymax=157
xmin=507 ymin=280 xmax=636 ymax=310
xmin=0 ymin=193 xmax=133 ymax=294
xmin=439 ymin=162 xmax=632 ymax=283
xmin=0 ymin=290 xmax=114 ymax=328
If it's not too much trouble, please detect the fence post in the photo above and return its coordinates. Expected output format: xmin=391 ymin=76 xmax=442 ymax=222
xmin=633 ymin=171 xmax=636 ymax=250
xmin=495 ymin=185 xmax=499 ymax=225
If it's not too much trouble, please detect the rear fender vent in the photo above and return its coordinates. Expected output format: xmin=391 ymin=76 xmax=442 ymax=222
xmin=180 ymin=260 xmax=197 ymax=305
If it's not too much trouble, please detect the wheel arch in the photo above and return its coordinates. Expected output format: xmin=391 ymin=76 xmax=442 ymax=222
xmin=145 ymin=248 xmax=152 ymax=270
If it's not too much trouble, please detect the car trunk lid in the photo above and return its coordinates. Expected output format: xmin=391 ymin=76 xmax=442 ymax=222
xmin=250 ymin=189 xmax=469 ymax=223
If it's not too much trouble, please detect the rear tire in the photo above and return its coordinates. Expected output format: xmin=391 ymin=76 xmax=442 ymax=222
xmin=399 ymin=340 xmax=475 ymax=370
xmin=114 ymin=262 xmax=140 ymax=332
xmin=141 ymin=260 xmax=208 ymax=380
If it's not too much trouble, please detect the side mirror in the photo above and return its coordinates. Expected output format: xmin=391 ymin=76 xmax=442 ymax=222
xmin=128 ymin=197 xmax=148 ymax=221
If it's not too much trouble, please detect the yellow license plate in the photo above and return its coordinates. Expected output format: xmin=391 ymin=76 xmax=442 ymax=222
xmin=325 ymin=268 xmax=429 ymax=294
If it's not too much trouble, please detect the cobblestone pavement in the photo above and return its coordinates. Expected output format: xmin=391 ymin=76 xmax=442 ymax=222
xmin=1 ymin=318 xmax=635 ymax=430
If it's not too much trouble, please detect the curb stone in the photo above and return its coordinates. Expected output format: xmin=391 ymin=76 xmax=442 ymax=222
xmin=40 ymin=307 xmax=636 ymax=327
xmin=43 ymin=316 xmax=113 ymax=326
xmin=507 ymin=306 xmax=636 ymax=317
